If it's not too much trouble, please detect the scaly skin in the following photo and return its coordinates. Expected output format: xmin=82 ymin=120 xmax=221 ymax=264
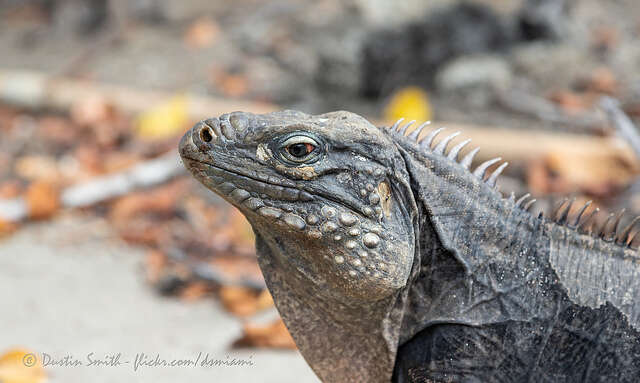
xmin=179 ymin=110 xmax=640 ymax=383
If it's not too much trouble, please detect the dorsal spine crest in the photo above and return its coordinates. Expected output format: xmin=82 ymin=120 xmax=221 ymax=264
xmin=388 ymin=119 xmax=640 ymax=252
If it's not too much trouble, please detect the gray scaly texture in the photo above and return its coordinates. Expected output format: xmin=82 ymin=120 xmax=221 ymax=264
xmin=179 ymin=110 xmax=640 ymax=383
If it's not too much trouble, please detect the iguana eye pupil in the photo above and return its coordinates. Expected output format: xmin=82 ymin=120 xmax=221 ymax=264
xmin=288 ymin=143 xmax=314 ymax=157
xmin=279 ymin=134 xmax=320 ymax=163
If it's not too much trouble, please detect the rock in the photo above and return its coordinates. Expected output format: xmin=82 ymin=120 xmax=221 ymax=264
xmin=351 ymin=0 xmax=436 ymax=27
xmin=435 ymin=55 xmax=512 ymax=92
xmin=518 ymin=0 xmax=572 ymax=41
xmin=511 ymin=43 xmax=592 ymax=90
xmin=53 ymin=0 xmax=109 ymax=34
xmin=314 ymin=27 xmax=365 ymax=95
xmin=360 ymin=3 xmax=515 ymax=98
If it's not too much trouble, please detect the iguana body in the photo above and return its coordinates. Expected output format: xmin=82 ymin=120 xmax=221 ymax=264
xmin=179 ymin=110 xmax=640 ymax=383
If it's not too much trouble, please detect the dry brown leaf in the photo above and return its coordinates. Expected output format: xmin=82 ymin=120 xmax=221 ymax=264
xmin=233 ymin=318 xmax=297 ymax=349
xmin=70 ymin=94 xmax=116 ymax=127
xmin=218 ymin=208 xmax=255 ymax=250
xmin=185 ymin=17 xmax=220 ymax=49
xmin=209 ymin=256 xmax=263 ymax=284
xmin=181 ymin=196 xmax=223 ymax=230
xmin=92 ymin=117 xmax=130 ymax=149
xmin=579 ymin=67 xmax=618 ymax=95
xmin=255 ymin=289 xmax=275 ymax=309
xmin=0 ymin=105 xmax=18 ymax=130
xmin=624 ymin=103 xmax=640 ymax=118
xmin=0 ymin=180 xmax=23 ymax=199
xmin=73 ymin=146 xmax=104 ymax=176
xmin=26 ymin=181 xmax=60 ymax=220
xmin=180 ymin=282 xmax=212 ymax=302
xmin=109 ymin=181 xmax=185 ymax=223
xmin=548 ymin=151 xmax=634 ymax=196
xmin=220 ymin=74 xmax=248 ymax=98
xmin=209 ymin=68 xmax=249 ymax=98
xmin=591 ymin=26 xmax=619 ymax=51
xmin=0 ymin=218 xmax=18 ymax=238
xmin=14 ymin=156 xmax=60 ymax=182
xmin=145 ymin=250 xmax=168 ymax=284
xmin=0 ymin=348 xmax=46 ymax=383
xmin=219 ymin=286 xmax=273 ymax=317
xmin=526 ymin=158 xmax=553 ymax=195
xmin=38 ymin=116 xmax=79 ymax=146
xmin=527 ymin=151 xmax=636 ymax=196
xmin=548 ymin=90 xmax=590 ymax=114
xmin=4 ymin=3 xmax=49 ymax=24
xmin=103 ymin=152 xmax=142 ymax=174
xmin=117 ymin=217 xmax=167 ymax=246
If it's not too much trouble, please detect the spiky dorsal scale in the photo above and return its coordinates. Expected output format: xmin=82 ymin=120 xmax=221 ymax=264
xmin=571 ymin=200 xmax=592 ymax=228
xmin=472 ymin=157 xmax=502 ymax=181
xmin=420 ymin=128 xmax=445 ymax=149
xmin=554 ymin=198 xmax=574 ymax=225
xmin=515 ymin=193 xmax=531 ymax=208
xmin=523 ymin=198 xmax=536 ymax=211
xmin=389 ymin=119 xmax=640 ymax=251
xmin=619 ymin=217 xmax=640 ymax=245
xmin=433 ymin=132 xmax=461 ymax=155
xmin=459 ymin=147 xmax=479 ymax=169
xmin=486 ymin=162 xmax=508 ymax=187
xmin=391 ymin=118 xmax=405 ymax=131
xmin=387 ymin=119 xmax=640 ymax=334
xmin=447 ymin=138 xmax=472 ymax=161
xmin=579 ymin=207 xmax=600 ymax=234
xmin=398 ymin=120 xmax=416 ymax=136
xmin=409 ymin=121 xmax=430 ymax=141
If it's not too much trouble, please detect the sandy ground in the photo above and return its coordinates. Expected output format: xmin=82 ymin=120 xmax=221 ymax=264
xmin=0 ymin=214 xmax=318 ymax=383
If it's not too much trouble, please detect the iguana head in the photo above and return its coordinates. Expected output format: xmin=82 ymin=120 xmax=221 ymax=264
xmin=179 ymin=110 xmax=415 ymax=303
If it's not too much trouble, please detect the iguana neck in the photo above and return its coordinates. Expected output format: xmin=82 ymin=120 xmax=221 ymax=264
xmin=393 ymin=139 xmax=640 ymax=345
xmin=254 ymin=232 xmax=407 ymax=383
xmin=393 ymin=142 xmax=559 ymax=339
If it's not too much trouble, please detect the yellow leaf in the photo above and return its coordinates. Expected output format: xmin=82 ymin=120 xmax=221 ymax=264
xmin=383 ymin=86 xmax=432 ymax=124
xmin=136 ymin=94 xmax=189 ymax=139
xmin=0 ymin=348 xmax=47 ymax=383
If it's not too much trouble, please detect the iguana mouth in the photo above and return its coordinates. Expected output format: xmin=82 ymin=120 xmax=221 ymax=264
xmin=181 ymin=156 xmax=314 ymax=204
xmin=183 ymin=155 xmax=293 ymax=190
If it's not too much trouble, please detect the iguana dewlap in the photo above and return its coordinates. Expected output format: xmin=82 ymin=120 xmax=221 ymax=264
xmin=179 ymin=110 xmax=640 ymax=383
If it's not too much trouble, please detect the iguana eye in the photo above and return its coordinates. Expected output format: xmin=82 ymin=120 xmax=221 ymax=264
xmin=287 ymin=143 xmax=315 ymax=157
xmin=280 ymin=135 xmax=320 ymax=163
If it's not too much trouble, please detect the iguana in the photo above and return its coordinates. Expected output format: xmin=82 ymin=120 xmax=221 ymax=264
xmin=178 ymin=110 xmax=640 ymax=383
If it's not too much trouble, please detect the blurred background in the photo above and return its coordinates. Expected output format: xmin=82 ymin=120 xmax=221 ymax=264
xmin=1 ymin=0 xmax=640 ymax=382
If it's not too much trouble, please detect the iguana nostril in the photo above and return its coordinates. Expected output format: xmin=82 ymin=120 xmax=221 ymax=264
xmin=200 ymin=126 xmax=214 ymax=143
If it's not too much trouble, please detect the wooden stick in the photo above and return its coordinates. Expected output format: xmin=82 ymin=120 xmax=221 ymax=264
xmin=380 ymin=119 xmax=636 ymax=165
xmin=0 ymin=69 xmax=277 ymax=119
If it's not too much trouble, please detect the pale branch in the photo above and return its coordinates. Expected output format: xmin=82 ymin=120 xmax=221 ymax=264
xmin=0 ymin=152 xmax=185 ymax=223
xmin=0 ymin=68 xmax=277 ymax=119
xmin=600 ymin=96 xmax=640 ymax=159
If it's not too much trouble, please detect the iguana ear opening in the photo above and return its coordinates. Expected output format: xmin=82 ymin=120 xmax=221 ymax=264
xmin=377 ymin=181 xmax=393 ymax=219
